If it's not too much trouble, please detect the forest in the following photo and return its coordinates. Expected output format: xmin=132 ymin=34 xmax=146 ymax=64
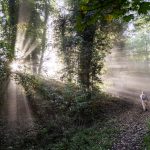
xmin=0 ymin=0 xmax=150 ymax=149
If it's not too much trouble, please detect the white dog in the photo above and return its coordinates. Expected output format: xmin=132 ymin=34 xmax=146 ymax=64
xmin=140 ymin=91 xmax=149 ymax=111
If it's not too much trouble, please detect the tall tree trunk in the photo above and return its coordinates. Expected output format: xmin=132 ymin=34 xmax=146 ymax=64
xmin=79 ymin=25 xmax=96 ymax=91
xmin=8 ymin=0 xmax=18 ymax=60
xmin=38 ymin=0 xmax=49 ymax=74
xmin=32 ymin=49 xmax=38 ymax=74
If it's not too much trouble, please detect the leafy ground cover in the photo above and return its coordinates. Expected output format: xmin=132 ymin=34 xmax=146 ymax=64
xmin=13 ymin=73 xmax=131 ymax=150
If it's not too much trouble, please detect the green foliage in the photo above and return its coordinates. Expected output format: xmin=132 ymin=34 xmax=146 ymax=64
xmin=17 ymin=73 xmax=118 ymax=125
xmin=76 ymin=0 xmax=150 ymax=31
xmin=0 ymin=61 xmax=10 ymax=103
xmin=62 ymin=83 xmax=90 ymax=103
xmin=16 ymin=74 xmax=62 ymax=101
xmin=125 ymin=16 xmax=150 ymax=62
xmin=52 ymin=128 xmax=115 ymax=150
xmin=54 ymin=13 xmax=81 ymax=83
xmin=37 ymin=119 xmax=118 ymax=150
xmin=123 ymin=14 xmax=134 ymax=22
xmin=0 ymin=0 xmax=18 ymax=60
xmin=16 ymin=73 xmax=90 ymax=113
xmin=0 ymin=62 xmax=9 ymax=82
xmin=138 ymin=2 xmax=150 ymax=14
xmin=16 ymin=72 xmax=123 ymax=150
xmin=55 ymin=0 xmax=134 ymax=91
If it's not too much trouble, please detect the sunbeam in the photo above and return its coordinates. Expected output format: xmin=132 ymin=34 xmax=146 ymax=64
xmin=12 ymin=0 xmax=38 ymax=74
xmin=11 ymin=0 xmax=65 ymax=77
xmin=103 ymin=44 xmax=150 ymax=101
xmin=40 ymin=11 xmax=64 ymax=79
xmin=4 ymin=76 xmax=34 ymax=129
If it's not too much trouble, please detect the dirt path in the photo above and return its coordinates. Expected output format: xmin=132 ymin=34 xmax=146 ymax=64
xmin=0 ymin=78 xmax=37 ymax=150
xmin=112 ymin=102 xmax=150 ymax=150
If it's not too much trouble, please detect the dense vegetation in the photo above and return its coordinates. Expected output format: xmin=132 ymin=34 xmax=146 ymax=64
xmin=0 ymin=0 xmax=150 ymax=149
xmin=0 ymin=0 xmax=150 ymax=91
xmin=14 ymin=73 xmax=126 ymax=149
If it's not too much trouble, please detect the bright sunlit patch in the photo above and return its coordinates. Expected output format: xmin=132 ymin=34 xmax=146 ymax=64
xmin=42 ymin=48 xmax=64 ymax=78
xmin=56 ymin=0 xmax=69 ymax=15
xmin=12 ymin=0 xmax=66 ymax=76
xmin=10 ymin=61 xmax=20 ymax=72
xmin=41 ymin=15 xmax=64 ymax=79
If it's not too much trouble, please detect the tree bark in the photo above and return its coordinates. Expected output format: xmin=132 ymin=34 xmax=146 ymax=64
xmin=79 ymin=25 xmax=96 ymax=91
xmin=8 ymin=0 xmax=18 ymax=60
xmin=38 ymin=0 xmax=49 ymax=74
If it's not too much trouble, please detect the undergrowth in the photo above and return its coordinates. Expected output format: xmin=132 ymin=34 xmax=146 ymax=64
xmin=0 ymin=62 xmax=10 ymax=104
xmin=38 ymin=119 xmax=118 ymax=150
xmin=15 ymin=73 xmax=120 ymax=150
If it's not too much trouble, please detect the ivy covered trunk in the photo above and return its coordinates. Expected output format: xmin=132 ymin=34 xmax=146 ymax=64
xmin=79 ymin=25 xmax=96 ymax=92
xmin=7 ymin=0 xmax=18 ymax=60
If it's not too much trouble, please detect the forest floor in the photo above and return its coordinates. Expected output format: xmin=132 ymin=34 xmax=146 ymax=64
xmin=111 ymin=102 xmax=150 ymax=150
xmin=0 ymin=78 xmax=150 ymax=150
